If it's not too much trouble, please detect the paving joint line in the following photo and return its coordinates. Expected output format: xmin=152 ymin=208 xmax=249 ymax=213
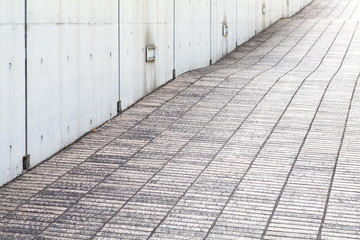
xmin=300 ymin=0 xmax=327 ymax=19
xmin=349 ymin=0 xmax=360 ymax=19
xmin=326 ymin=0 xmax=343 ymax=19
xmin=316 ymin=74 xmax=360 ymax=239
xmin=261 ymin=21 xmax=359 ymax=240
xmin=337 ymin=0 xmax=351 ymax=19
xmin=307 ymin=0 xmax=335 ymax=19
xmin=204 ymin=19 xmax=345 ymax=240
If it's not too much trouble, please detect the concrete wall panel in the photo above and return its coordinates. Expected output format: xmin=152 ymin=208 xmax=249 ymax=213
xmin=284 ymin=0 xmax=312 ymax=18
xmin=256 ymin=0 xmax=273 ymax=33
xmin=120 ymin=0 xmax=174 ymax=109
xmin=237 ymin=0 xmax=257 ymax=45
xmin=211 ymin=0 xmax=237 ymax=63
xmin=175 ymin=0 xmax=211 ymax=76
xmin=0 ymin=0 xmax=26 ymax=185
xmin=27 ymin=0 xmax=118 ymax=167
xmin=271 ymin=0 xmax=284 ymax=23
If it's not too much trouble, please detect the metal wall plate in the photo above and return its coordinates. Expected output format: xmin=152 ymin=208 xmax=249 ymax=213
xmin=146 ymin=45 xmax=156 ymax=62
xmin=223 ymin=24 xmax=229 ymax=36
xmin=262 ymin=4 xmax=267 ymax=14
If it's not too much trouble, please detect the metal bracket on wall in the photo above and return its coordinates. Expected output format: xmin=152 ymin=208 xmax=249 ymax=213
xmin=117 ymin=101 xmax=122 ymax=113
xmin=23 ymin=155 xmax=30 ymax=171
xmin=262 ymin=4 xmax=267 ymax=14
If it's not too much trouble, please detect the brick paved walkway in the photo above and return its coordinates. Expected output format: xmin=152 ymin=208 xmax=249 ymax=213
xmin=1 ymin=0 xmax=360 ymax=239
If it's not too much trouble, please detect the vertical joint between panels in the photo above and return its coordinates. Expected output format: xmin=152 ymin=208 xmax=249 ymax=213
xmin=117 ymin=0 xmax=122 ymax=113
xmin=210 ymin=0 xmax=212 ymax=65
xmin=24 ymin=0 xmax=28 ymax=157
xmin=236 ymin=0 xmax=238 ymax=46
xmin=173 ymin=0 xmax=176 ymax=79
xmin=118 ymin=0 xmax=121 ymax=103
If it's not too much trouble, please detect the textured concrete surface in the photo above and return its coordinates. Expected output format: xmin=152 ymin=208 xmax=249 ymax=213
xmin=1 ymin=0 xmax=360 ymax=239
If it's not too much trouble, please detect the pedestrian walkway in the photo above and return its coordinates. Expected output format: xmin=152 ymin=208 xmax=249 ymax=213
xmin=1 ymin=0 xmax=360 ymax=239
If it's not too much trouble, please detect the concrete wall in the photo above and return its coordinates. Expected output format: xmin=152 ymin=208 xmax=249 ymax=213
xmin=0 ymin=0 xmax=26 ymax=186
xmin=0 ymin=0 xmax=313 ymax=186
xmin=175 ymin=0 xmax=211 ymax=76
xmin=27 ymin=0 xmax=119 ymax=167
xmin=120 ymin=0 xmax=174 ymax=109
xmin=237 ymin=0 xmax=256 ymax=45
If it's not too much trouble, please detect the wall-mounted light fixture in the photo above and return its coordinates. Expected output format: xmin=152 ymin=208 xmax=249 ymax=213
xmin=146 ymin=45 xmax=156 ymax=62
xmin=262 ymin=4 xmax=267 ymax=14
xmin=222 ymin=24 xmax=229 ymax=37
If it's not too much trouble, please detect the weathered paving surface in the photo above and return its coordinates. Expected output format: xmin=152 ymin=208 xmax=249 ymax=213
xmin=1 ymin=0 xmax=360 ymax=239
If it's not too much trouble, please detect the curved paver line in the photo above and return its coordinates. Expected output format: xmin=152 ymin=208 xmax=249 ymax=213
xmin=1 ymin=0 xmax=360 ymax=239
xmin=261 ymin=21 xmax=359 ymax=240
xmin=317 ymin=72 xmax=360 ymax=239
xmin=203 ymin=19 xmax=340 ymax=240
